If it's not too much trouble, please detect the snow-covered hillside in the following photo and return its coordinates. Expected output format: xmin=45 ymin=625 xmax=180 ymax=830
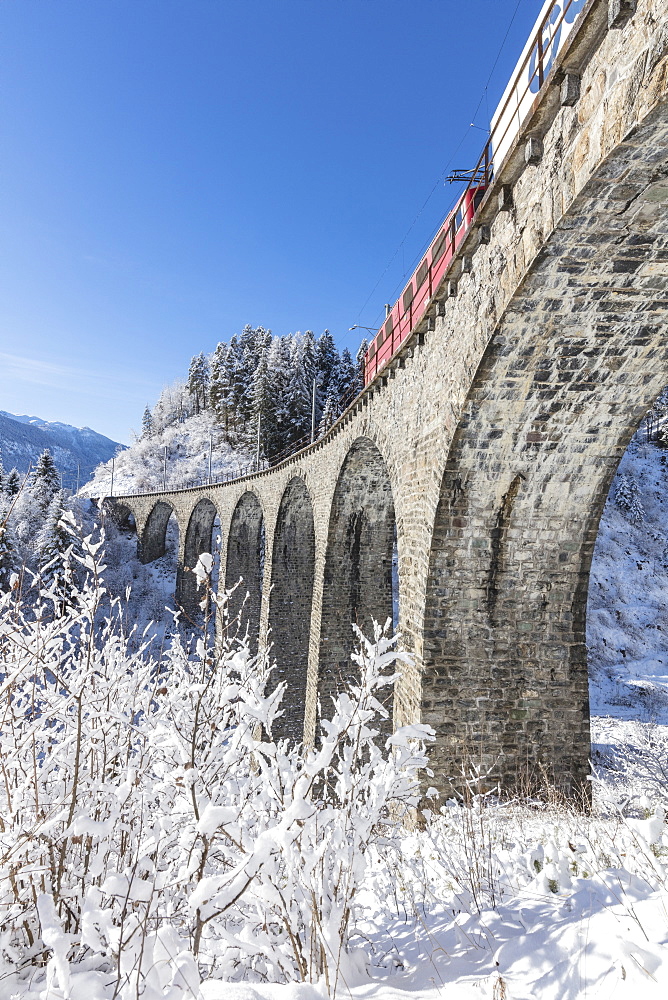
xmin=588 ymin=429 xmax=668 ymax=723
xmin=82 ymin=410 xmax=254 ymax=498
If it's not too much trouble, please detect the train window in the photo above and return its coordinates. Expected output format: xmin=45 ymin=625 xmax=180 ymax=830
xmin=378 ymin=325 xmax=386 ymax=346
xmin=432 ymin=231 xmax=447 ymax=265
xmin=402 ymin=283 xmax=414 ymax=312
xmin=416 ymin=260 xmax=428 ymax=289
xmin=368 ymin=342 xmax=376 ymax=358
xmin=384 ymin=315 xmax=394 ymax=342
xmin=455 ymin=206 xmax=464 ymax=230
xmin=473 ymin=188 xmax=485 ymax=209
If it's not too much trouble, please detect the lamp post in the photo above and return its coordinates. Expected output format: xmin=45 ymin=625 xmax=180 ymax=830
xmin=348 ymin=324 xmax=379 ymax=334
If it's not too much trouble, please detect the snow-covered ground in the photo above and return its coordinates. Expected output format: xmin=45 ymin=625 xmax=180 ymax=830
xmin=13 ymin=419 xmax=663 ymax=999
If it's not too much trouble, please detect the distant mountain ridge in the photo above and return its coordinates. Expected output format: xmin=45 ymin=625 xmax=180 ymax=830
xmin=0 ymin=410 xmax=124 ymax=489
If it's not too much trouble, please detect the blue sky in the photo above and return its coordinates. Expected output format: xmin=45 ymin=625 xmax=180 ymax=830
xmin=0 ymin=0 xmax=544 ymax=443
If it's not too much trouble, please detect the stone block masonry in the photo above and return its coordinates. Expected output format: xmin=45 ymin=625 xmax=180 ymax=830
xmin=108 ymin=0 xmax=668 ymax=795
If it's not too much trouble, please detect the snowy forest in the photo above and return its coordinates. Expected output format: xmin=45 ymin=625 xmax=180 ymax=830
xmin=0 ymin=449 xmax=82 ymax=600
xmin=81 ymin=326 xmax=368 ymax=497
xmin=144 ymin=326 xmax=367 ymax=457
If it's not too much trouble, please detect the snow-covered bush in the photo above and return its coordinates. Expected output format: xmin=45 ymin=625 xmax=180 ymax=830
xmin=615 ymin=472 xmax=645 ymax=523
xmin=0 ymin=533 xmax=433 ymax=997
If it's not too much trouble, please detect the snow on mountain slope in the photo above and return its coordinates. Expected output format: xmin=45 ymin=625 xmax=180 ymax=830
xmin=81 ymin=409 xmax=253 ymax=498
xmin=0 ymin=409 xmax=122 ymax=487
xmin=588 ymin=430 xmax=668 ymax=723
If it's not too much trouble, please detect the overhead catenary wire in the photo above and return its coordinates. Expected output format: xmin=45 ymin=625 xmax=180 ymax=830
xmin=355 ymin=0 xmax=526 ymax=332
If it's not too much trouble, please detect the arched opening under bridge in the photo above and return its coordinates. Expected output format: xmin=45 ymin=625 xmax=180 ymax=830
xmin=177 ymin=498 xmax=220 ymax=623
xmin=319 ymin=437 xmax=397 ymax=731
xmin=587 ymin=388 xmax=668 ymax=756
xmin=224 ymin=492 xmax=265 ymax=653
xmin=139 ymin=500 xmax=174 ymax=564
xmin=268 ymin=478 xmax=315 ymax=743
xmin=420 ymin=246 xmax=668 ymax=796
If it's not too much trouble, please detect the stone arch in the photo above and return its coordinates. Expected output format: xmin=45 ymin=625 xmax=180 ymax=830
xmin=139 ymin=500 xmax=174 ymax=564
xmin=177 ymin=498 xmax=220 ymax=620
xmin=319 ymin=437 xmax=396 ymax=726
xmin=224 ymin=491 xmax=265 ymax=651
xmin=268 ymin=477 xmax=315 ymax=742
xmin=420 ymin=106 xmax=668 ymax=795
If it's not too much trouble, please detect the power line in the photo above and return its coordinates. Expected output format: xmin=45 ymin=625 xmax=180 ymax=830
xmin=355 ymin=0 xmax=526 ymax=329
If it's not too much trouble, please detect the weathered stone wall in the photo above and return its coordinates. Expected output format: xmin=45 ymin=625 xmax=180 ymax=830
xmin=268 ymin=478 xmax=316 ymax=742
xmin=108 ymin=0 xmax=668 ymax=794
xmin=224 ymin=492 xmax=264 ymax=652
xmin=318 ymin=438 xmax=396 ymax=730
xmin=176 ymin=498 xmax=218 ymax=620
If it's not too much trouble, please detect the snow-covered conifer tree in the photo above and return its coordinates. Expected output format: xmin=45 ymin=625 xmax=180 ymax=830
xmin=187 ymin=353 xmax=210 ymax=414
xmin=0 ymin=503 xmax=16 ymax=591
xmin=285 ymin=333 xmax=318 ymax=445
xmin=315 ymin=330 xmax=340 ymax=403
xmin=337 ymin=347 xmax=358 ymax=406
xmin=141 ymin=405 xmax=154 ymax=438
xmin=615 ymin=473 xmax=645 ymax=523
xmin=250 ymin=352 xmax=274 ymax=457
xmin=227 ymin=335 xmax=248 ymax=424
xmin=318 ymin=393 xmax=339 ymax=436
xmin=5 ymin=469 xmax=20 ymax=497
xmin=30 ymin=450 xmax=60 ymax=515
xmin=266 ymin=337 xmax=291 ymax=454
xmin=36 ymin=491 xmax=74 ymax=603
xmin=209 ymin=342 xmax=231 ymax=430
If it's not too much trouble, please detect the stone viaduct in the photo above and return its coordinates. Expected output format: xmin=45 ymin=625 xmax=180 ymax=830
xmin=108 ymin=0 xmax=668 ymax=793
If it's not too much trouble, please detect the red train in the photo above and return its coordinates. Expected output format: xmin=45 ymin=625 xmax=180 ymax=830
xmin=362 ymin=0 xmax=586 ymax=387
xmin=364 ymin=184 xmax=486 ymax=384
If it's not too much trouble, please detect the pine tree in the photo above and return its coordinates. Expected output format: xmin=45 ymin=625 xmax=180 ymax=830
xmin=355 ymin=338 xmax=369 ymax=393
xmin=227 ymin=336 xmax=248 ymax=423
xmin=285 ymin=333 xmax=318 ymax=446
xmin=37 ymin=491 xmax=73 ymax=605
xmin=615 ymin=473 xmax=645 ymax=523
xmin=5 ymin=469 xmax=20 ymax=497
xmin=209 ymin=342 xmax=232 ymax=430
xmin=265 ymin=337 xmax=291 ymax=456
xmin=250 ymin=352 xmax=273 ymax=455
xmin=141 ymin=405 xmax=154 ymax=438
xmin=187 ymin=353 xmax=210 ymax=414
xmin=315 ymin=330 xmax=340 ymax=404
xmin=337 ymin=348 xmax=358 ymax=407
xmin=0 ymin=503 xmax=16 ymax=591
xmin=30 ymin=450 xmax=60 ymax=515
xmin=318 ymin=393 xmax=339 ymax=436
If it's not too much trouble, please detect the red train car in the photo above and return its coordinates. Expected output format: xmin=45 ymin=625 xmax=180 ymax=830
xmin=363 ymin=0 xmax=588 ymax=387
xmin=364 ymin=184 xmax=485 ymax=384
